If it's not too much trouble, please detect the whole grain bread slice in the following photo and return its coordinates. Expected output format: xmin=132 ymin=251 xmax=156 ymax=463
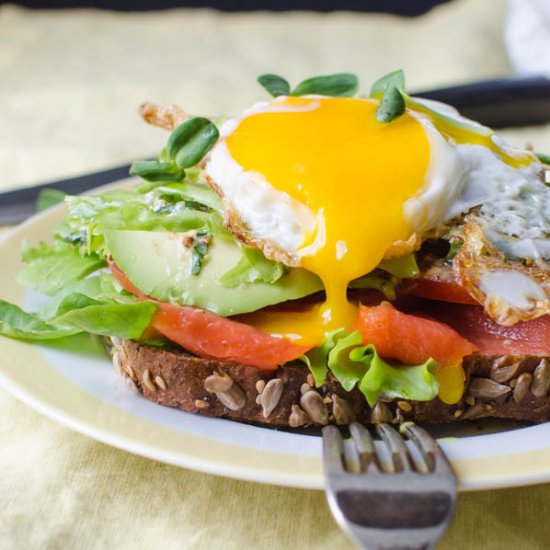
xmin=111 ymin=339 xmax=550 ymax=426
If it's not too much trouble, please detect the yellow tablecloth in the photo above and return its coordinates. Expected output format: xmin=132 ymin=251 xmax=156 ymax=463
xmin=1 ymin=1 xmax=550 ymax=548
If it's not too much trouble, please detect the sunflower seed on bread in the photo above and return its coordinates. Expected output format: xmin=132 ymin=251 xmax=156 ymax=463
xmin=113 ymin=340 xmax=550 ymax=426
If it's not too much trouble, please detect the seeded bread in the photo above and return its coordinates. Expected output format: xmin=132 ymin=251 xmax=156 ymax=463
xmin=111 ymin=339 xmax=550 ymax=426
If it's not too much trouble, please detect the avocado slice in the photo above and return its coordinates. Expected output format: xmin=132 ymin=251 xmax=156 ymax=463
xmin=104 ymin=230 xmax=322 ymax=316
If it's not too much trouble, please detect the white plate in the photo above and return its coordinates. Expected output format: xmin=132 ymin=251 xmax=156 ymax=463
xmin=2 ymin=193 xmax=550 ymax=491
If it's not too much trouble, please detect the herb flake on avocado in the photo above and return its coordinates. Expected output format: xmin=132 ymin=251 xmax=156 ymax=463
xmin=190 ymin=230 xmax=212 ymax=276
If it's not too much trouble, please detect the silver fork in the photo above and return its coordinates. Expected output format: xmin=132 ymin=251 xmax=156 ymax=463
xmin=322 ymin=422 xmax=456 ymax=550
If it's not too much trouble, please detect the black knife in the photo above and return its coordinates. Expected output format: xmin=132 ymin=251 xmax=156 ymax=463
xmin=416 ymin=75 xmax=550 ymax=128
xmin=2 ymin=75 xmax=549 ymax=225
xmin=0 ymin=163 xmax=133 ymax=226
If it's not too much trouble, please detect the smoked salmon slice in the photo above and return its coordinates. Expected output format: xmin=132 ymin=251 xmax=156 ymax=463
xmin=356 ymin=302 xmax=477 ymax=366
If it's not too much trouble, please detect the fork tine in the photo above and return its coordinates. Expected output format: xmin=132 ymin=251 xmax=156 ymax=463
xmin=322 ymin=425 xmax=346 ymax=472
xmin=349 ymin=422 xmax=377 ymax=472
xmin=375 ymin=423 xmax=411 ymax=472
xmin=402 ymin=424 xmax=435 ymax=471
xmin=403 ymin=424 xmax=452 ymax=474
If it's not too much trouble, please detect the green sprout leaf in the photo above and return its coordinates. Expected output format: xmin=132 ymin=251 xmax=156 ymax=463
xmin=369 ymin=69 xmax=405 ymax=98
xmin=369 ymin=69 xmax=407 ymax=124
xmin=167 ymin=117 xmax=219 ymax=169
xmin=257 ymin=74 xmax=291 ymax=97
xmin=129 ymin=160 xmax=185 ymax=182
xmin=536 ymin=152 xmax=550 ymax=165
xmin=376 ymin=86 xmax=406 ymax=123
xmin=292 ymin=73 xmax=359 ymax=97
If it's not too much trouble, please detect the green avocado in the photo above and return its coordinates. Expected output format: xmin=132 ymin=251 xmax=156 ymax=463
xmin=104 ymin=230 xmax=322 ymax=316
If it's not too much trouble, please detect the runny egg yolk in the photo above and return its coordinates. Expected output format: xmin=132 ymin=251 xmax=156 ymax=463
xmin=225 ymin=96 xmax=431 ymax=346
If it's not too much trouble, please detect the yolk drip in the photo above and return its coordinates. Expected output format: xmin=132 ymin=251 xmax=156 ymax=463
xmin=225 ymin=97 xmax=431 ymax=346
xmin=435 ymin=360 xmax=465 ymax=405
xmin=409 ymin=100 xmax=535 ymax=168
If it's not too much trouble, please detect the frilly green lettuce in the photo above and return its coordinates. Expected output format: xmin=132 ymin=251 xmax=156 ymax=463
xmin=353 ymin=345 xmax=439 ymax=407
xmin=302 ymin=330 xmax=439 ymax=406
xmin=300 ymin=329 xmax=347 ymax=387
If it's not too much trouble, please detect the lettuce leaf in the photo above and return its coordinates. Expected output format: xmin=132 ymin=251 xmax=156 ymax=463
xmin=327 ymin=331 xmax=365 ymax=391
xmin=302 ymin=330 xmax=439 ymax=406
xmin=0 ymin=299 xmax=80 ymax=341
xmin=42 ymin=272 xmax=157 ymax=339
xmin=300 ymin=329 xmax=347 ymax=387
xmin=57 ymin=180 xmax=227 ymax=256
xmin=38 ymin=274 xmax=132 ymax=319
xmin=0 ymin=297 xmax=156 ymax=342
xmin=53 ymin=297 xmax=157 ymax=339
xmin=220 ymin=247 xmax=285 ymax=288
xmin=1 ymin=271 xmax=156 ymax=342
xmin=377 ymin=253 xmax=419 ymax=278
xmin=16 ymin=240 xmax=105 ymax=296
xmin=135 ymin=180 xmax=223 ymax=214
xmin=352 ymin=346 xmax=438 ymax=407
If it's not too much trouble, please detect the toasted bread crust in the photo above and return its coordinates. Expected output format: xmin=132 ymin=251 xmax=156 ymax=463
xmin=112 ymin=339 xmax=550 ymax=426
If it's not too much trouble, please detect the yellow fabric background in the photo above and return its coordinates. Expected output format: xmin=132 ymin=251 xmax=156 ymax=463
xmin=1 ymin=1 xmax=550 ymax=547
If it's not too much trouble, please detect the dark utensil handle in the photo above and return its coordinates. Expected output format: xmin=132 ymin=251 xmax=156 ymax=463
xmin=0 ymin=163 xmax=132 ymax=225
xmin=413 ymin=75 xmax=550 ymax=128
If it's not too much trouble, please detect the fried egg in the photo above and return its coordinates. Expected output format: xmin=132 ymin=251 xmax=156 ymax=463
xmin=454 ymin=217 xmax=550 ymax=326
xmin=204 ymin=95 xmax=544 ymax=345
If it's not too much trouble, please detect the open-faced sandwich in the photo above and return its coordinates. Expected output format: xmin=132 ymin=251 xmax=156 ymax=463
xmin=2 ymin=70 xmax=550 ymax=427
